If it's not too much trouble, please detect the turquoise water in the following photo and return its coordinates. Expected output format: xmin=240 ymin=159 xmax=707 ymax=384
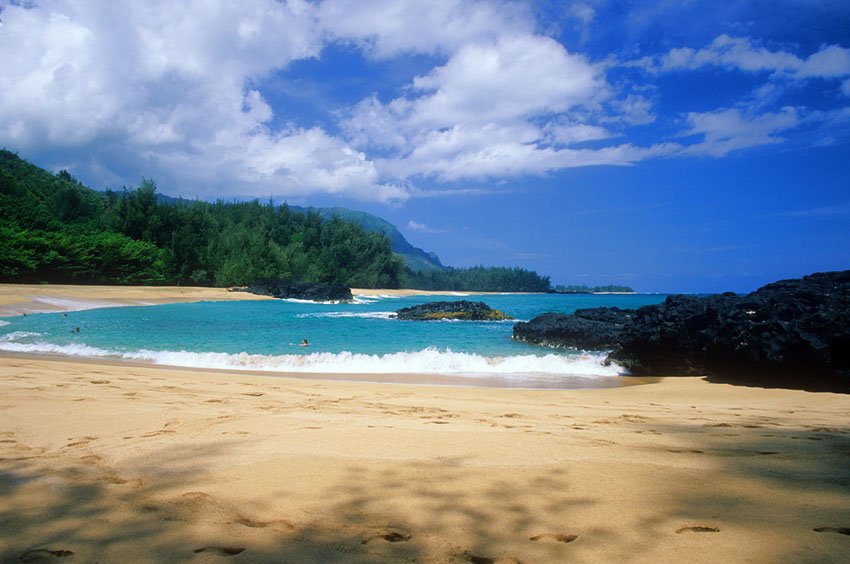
xmin=0 ymin=293 xmax=666 ymax=387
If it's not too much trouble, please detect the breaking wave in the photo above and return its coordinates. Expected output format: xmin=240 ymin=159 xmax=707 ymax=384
xmin=296 ymin=311 xmax=397 ymax=320
xmin=0 ymin=335 xmax=622 ymax=379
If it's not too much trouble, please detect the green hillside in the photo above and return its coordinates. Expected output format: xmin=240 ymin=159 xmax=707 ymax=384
xmin=0 ymin=149 xmax=553 ymax=292
xmin=292 ymin=206 xmax=444 ymax=271
xmin=0 ymin=150 xmax=401 ymax=287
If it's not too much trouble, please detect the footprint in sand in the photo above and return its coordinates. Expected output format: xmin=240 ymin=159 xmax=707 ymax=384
xmin=193 ymin=546 xmax=245 ymax=556
xmin=813 ymin=527 xmax=850 ymax=535
xmin=461 ymin=553 xmax=495 ymax=564
xmin=461 ymin=552 xmax=522 ymax=564
xmin=19 ymin=549 xmax=75 ymax=561
xmin=676 ymin=526 xmax=720 ymax=534
xmin=361 ymin=529 xmax=412 ymax=544
xmin=529 ymin=533 xmax=578 ymax=543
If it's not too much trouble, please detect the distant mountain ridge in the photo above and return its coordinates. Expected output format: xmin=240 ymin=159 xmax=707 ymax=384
xmin=289 ymin=206 xmax=444 ymax=272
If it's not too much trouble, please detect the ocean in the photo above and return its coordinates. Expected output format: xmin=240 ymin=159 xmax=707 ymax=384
xmin=0 ymin=293 xmax=667 ymax=389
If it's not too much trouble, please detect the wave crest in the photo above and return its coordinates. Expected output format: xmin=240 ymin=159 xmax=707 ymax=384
xmin=0 ymin=337 xmax=622 ymax=378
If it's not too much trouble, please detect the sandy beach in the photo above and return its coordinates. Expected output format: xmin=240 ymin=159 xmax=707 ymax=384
xmin=1 ymin=285 xmax=849 ymax=562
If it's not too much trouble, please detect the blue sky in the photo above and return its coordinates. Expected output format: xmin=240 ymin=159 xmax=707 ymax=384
xmin=1 ymin=0 xmax=849 ymax=292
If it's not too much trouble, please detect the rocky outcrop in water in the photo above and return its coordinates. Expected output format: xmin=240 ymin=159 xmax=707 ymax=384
xmin=396 ymin=300 xmax=512 ymax=321
xmin=513 ymin=271 xmax=850 ymax=386
xmin=247 ymin=279 xmax=353 ymax=302
xmin=613 ymin=271 xmax=850 ymax=378
xmin=512 ymin=308 xmax=633 ymax=350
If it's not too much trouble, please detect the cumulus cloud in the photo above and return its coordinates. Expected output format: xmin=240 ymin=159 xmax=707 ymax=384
xmin=317 ymin=0 xmax=533 ymax=58
xmin=0 ymin=0 xmax=411 ymax=202
xmin=1 ymin=1 xmax=843 ymax=204
xmin=347 ymin=34 xmax=631 ymax=182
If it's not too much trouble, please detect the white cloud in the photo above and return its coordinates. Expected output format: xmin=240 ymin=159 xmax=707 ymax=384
xmin=567 ymin=2 xmax=596 ymax=27
xmin=407 ymin=220 xmax=447 ymax=233
xmin=408 ymin=35 xmax=602 ymax=128
xmin=317 ymin=0 xmax=534 ymax=58
xmin=347 ymin=34 xmax=630 ymax=182
xmin=0 ymin=0 xmax=411 ymax=202
xmin=545 ymin=122 xmax=612 ymax=145
xmin=681 ymin=107 xmax=799 ymax=157
xmin=2 ymin=2 xmax=842 ymax=205
xmin=658 ymin=35 xmax=850 ymax=80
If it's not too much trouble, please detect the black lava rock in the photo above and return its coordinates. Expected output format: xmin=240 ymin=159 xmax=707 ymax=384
xmin=512 ymin=308 xmax=633 ymax=350
xmin=247 ymin=279 xmax=353 ymax=302
xmin=396 ymin=300 xmax=512 ymax=321
xmin=612 ymin=271 xmax=850 ymax=379
xmin=513 ymin=271 xmax=850 ymax=387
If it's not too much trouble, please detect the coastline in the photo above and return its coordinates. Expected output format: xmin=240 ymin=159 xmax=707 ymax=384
xmin=0 ymin=283 xmax=507 ymax=317
xmin=1 ymin=356 xmax=848 ymax=562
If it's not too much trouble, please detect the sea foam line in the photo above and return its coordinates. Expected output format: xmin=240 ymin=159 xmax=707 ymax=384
xmin=296 ymin=311 xmax=396 ymax=320
xmin=0 ymin=338 xmax=623 ymax=378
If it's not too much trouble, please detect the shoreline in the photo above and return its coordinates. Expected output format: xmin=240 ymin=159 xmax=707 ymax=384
xmin=0 ymin=283 xmax=514 ymax=317
xmin=0 ymin=283 xmax=591 ymax=391
xmin=1 ymin=356 xmax=848 ymax=562
xmin=0 ymin=349 xmax=654 ymax=391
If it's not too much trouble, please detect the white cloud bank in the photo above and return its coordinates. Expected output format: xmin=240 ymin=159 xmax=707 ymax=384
xmin=0 ymin=0 xmax=402 ymax=201
xmin=0 ymin=2 xmax=847 ymax=203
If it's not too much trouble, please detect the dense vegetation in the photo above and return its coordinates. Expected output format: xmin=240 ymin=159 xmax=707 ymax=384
xmin=402 ymin=266 xmax=551 ymax=293
xmin=0 ymin=150 xmax=401 ymax=287
xmin=552 ymin=284 xmax=635 ymax=293
xmin=0 ymin=149 xmax=561 ymax=291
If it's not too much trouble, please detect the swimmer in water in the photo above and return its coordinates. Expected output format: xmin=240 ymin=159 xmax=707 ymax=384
xmin=301 ymin=338 xmax=309 ymax=347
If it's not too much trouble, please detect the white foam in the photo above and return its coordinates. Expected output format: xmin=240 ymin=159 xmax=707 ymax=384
xmin=0 ymin=340 xmax=113 ymax=357
xmin=123 ymin=348 xmax=622 ymax=377
xmin=0 ymin=320 xmax=10 ymax=327
xmin=281 ymin=298 xmax=345 ymax=305
xmin=0 ymin=335 xmax=623 ymax=378
xmin=0 ymin=331 xmax=43 ymax=342
xmin=297 ymin=311 xmax=396 ymax=320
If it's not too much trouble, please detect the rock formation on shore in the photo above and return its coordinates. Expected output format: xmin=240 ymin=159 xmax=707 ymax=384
xmin=247 ymin=279 xmax=353 ymax=302
xmin=513 ymin=271 xmax=850 ymax=384
xmin=396 ymin=300 xmax=512 ymax=321
xmin=512 ymin=308 xmax=633 ymax=350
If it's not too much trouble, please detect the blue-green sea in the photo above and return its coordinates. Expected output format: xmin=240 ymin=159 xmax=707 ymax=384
xmin=0 ymin=293 xmax=666 ymax=388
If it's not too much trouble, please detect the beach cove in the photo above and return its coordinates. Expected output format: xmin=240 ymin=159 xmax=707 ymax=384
xmin=1 ymin=285 xmax=849 ymax=562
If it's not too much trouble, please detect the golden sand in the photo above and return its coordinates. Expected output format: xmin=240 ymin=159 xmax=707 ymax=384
xmin=0 ymin=357 xmax=848 ymax=562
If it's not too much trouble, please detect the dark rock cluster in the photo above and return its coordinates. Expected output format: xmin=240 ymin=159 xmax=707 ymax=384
xmin=512 ymin=308 xmax=633 ymax=350
xmin=396 ymin=300 xmax=512 ymax=321
xmin=247 ymin=279 xmax=353 ymax=302
xmin=513 ymin=271 xmax=850 ymax=386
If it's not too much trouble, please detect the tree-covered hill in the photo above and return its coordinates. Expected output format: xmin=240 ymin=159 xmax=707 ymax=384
xmin=0 ymin=149 xmax=554 ymax=291
xmin=290 ymin=206 xmax=445 ymax=271
xmin=0 ymin=150 xmax=401 ymax=287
